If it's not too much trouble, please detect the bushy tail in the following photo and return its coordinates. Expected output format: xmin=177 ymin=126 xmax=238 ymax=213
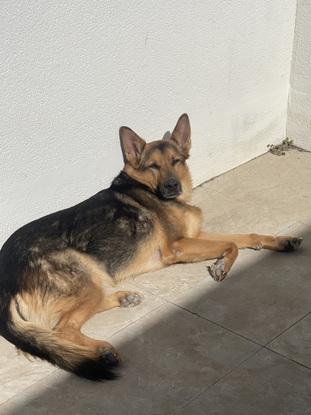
xmin=0 ymin=299 xmax=118 ymax=381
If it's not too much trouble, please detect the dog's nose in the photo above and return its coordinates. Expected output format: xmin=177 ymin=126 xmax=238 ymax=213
xmin=164 ymin=178 xmax=181 ymax=193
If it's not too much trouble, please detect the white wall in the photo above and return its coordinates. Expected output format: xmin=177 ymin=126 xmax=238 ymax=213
xmin=287 ymin=0 xmax=311 ymax=151
xmin=0 ymin=1 xmax=296 ymax=244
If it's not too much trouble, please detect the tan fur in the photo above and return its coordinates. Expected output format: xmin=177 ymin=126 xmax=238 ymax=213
xmin=10 ymin=298 xmax=100 ymax=362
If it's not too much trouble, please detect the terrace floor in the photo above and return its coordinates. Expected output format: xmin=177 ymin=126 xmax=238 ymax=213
xmin=1 ymin=150 xmax=311 ymax=414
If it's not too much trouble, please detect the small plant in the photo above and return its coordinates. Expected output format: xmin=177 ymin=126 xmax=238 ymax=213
xmin=282 ymin=137 xmax=294 ymax=146
xmin=267 ymin=138 xmax=294 ymax=156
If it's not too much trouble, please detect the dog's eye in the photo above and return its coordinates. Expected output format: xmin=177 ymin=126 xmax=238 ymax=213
xmin=172 ymin=159 xmax=182 ymax=166
xmin=147 ymin=163 xmax=160 ymax=171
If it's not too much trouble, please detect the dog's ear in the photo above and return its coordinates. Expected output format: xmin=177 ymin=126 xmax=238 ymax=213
xmin=169 ymin=113 xmax=191 ymax=157
xmin=162 ymin=131 xmax=171 ymax=140
xmin=119 ymin=127 xmax=146 ymax=167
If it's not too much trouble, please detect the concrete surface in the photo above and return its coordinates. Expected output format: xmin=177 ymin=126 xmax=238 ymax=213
xmin=0 ymin=0 xmax=297 ymax=243
xmin=287 ymin=1 xmax=311 ymax=151
xmin=0 ymin=150 xmax=310 ymax=414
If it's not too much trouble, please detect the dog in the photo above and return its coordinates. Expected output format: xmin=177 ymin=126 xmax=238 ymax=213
xmin=0 ymin=114 xmax=303 ymax=380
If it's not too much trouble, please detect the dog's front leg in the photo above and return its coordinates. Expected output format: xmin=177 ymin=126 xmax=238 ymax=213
xmin=162 ymin=238 xmax=239 ymax=281
xmin=197 ymin=232 xmax=303 ymax=252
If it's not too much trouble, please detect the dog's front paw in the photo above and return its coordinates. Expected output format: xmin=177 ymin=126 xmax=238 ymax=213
xmin=279 ymin=237 xmax=303 ymax=252
xmin=207 ymin=258 xmax=227 ymax=282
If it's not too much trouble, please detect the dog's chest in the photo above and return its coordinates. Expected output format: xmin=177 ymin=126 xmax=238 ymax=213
xmin=116 ymin=203 xmax=202 ymax=279
xmin=164 ymin=203 xmax=203 ymax=240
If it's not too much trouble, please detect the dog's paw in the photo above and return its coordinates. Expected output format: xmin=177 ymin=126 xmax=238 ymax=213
xmin=279 ymin=237 xmax=303 ymax=252
xmin=97 ymin=347 xmax=121 ymax=367
xmin=207 ymin=258 xmax=227 ymax=282
xmin=119 ymin=292 xmax=144 ymax=308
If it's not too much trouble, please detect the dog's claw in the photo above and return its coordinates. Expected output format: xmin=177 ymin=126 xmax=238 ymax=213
xmin=280 ymin=237 xmax=303 ymax=252
xmin=207 ymin=258 xmax=227 ymax=282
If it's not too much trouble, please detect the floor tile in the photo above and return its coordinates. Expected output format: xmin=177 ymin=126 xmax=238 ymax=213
xmin=132 ymin=260 xmax=213 ymax=298
xmin=177 ymin=348 xmax=311 ymax=415
xmin=0 ymin=337 xmax=54 ymax=405
xmin=195 ymin=151 xmax=311 ymax=231
xmin=269 ymin=313 xmax=311 ymax=368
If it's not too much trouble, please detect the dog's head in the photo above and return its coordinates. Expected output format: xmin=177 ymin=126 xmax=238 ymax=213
xmin=119 ymin=114 xmax=192 ymax=202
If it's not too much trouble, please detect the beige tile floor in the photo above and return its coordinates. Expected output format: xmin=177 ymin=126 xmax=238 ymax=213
xmin=1 ymin=150 xmax=310 ymax=414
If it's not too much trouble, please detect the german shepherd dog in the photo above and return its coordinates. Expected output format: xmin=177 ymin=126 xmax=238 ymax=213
xmin=0 ymin=114 xmax=303 ymax=380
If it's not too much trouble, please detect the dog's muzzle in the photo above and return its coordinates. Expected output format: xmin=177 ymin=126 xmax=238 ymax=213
xmin=160 ymin=178 xmax=182 ymax=199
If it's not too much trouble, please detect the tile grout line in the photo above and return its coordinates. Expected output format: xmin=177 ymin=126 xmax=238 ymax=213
xmin=173 ymin=334 xmax=311 ymax=414
xmin=264 ymin=310 xmax=311 ymax=347
xmin=165 ymin=297 xmax=311 ymax=361
xmin=167 ymin=300 xmax=264 ymax=347
xmin=110 ymin=296 xmax=263 ymax=415
xmin=171 ymin=305 xmax=311 ymax=413
xmin=107 ymin=301 xmax=168 ymax=340
xmin=172 ymin=345 xmax=265 ymax=415
xmin=263 ymin=346 xmax=311 ymax=371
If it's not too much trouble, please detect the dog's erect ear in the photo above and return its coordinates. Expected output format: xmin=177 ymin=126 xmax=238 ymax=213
xmin=169 ymin=113 xmax=191 ymax=157
xmin=119 ymin=126 xmax=146 ymax=167
xmin=162 ymin=130 xmax=171 ymax=140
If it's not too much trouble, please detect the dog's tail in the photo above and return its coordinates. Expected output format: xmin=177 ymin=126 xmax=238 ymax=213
xmin=0 ymin=298 xmax=118 ymax=381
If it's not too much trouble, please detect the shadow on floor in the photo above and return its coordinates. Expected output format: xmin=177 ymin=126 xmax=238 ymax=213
xmin=3 ymin=225 xmax=311 ymax=415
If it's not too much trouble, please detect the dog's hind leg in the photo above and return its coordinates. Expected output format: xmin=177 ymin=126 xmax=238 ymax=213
xmin=101 ymin=291 xmax=144 ymax=311
xmin=53 ymin=281 xmax=121 ymax=366
xmin=9 ymin=250 xmax=125 ymax=379
xmin=53 ymin=288 xmax=142 ymax=366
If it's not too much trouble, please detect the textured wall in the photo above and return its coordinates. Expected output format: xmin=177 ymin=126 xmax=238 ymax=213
xmin=0 ymin=1 xmax=296 ymax=244
xmin=287 ymin=1 xmax=311 ymax=151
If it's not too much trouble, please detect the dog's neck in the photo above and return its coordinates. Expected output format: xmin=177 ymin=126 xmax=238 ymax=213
xmin=110 ymin=171 xmax=152 ymax=194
